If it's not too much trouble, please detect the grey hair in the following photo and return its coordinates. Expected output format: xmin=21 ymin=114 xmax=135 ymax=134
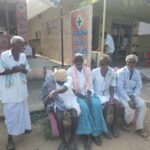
xmin=99 ymin=54 xmax=111 ymax=65
xmin=74 ymin=53 xmax=84 ymax=58
xmin=10 ymin=36 xmax=25 ymax=45
xmin=125 ymin=54 xmax=138 ymax=63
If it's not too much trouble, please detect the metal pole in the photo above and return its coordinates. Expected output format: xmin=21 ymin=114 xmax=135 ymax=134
xmin=60 ymin=0 xmax=64 ymax=67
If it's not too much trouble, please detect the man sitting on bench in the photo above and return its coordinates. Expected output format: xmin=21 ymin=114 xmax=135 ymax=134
xmin=45 ymin=69 xmax=81 ymax=150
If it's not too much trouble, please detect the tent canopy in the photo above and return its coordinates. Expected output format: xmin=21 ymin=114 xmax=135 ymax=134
xmin=27 ymin=0 xmax=52 ymax=20
xmin=27 ymin=0 xmax=150 ymax=22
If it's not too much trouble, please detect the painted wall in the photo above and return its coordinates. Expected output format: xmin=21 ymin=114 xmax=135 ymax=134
xmin=28 ymin=3 xmax=73 ymax=64
xmin=28 ymin=1 xmax=150 ymax=62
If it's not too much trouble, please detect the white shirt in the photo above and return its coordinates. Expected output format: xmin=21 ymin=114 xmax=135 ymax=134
xmin=56 ymin=76 xmax=77 ymax=104
xmin=56 ymin=76 xmax=81 ymax=115
xmin=0 ymin=58 xmax=5 ymax=101
xmin=24 ymin=45 xmax=32 ymax=56
xmin=0 ymin=50 xmax=30 ymax=103
xmin=92 ymin=67 xmax=116 ymax=104
xmin=116 ymin=66 xmax=142 ymax=102
xmin=122 ymin=37 xmax=128 ymax=48
xmin=67 ymin=67 xmax=94 ymax=95
xmin=105 ymin=34 xmax=115 ymax=54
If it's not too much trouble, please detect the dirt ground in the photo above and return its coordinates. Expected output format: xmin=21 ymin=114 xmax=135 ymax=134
xmin=0 ymin=110 xmax=150 ymax=150
xmin=0 ymin=57 xmax=150 ymax=150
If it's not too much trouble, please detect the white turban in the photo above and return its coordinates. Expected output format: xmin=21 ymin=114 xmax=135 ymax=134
xmin=53 ymin=69 xmax=67 ymax=82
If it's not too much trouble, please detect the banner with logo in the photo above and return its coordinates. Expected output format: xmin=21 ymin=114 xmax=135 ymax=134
xmin=71 ymin=5 xmax=93 ymax=66
xmin=16 ymin=0 xmax=28 ymax=41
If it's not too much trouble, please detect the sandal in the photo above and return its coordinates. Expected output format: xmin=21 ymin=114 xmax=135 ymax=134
xmin=112 ymin=128 xmax=119 ymax=138
xmin=136 ymin=129 xmax=149 ymax=139
xmin=57 ymin=143 xmax=69 ymax=150
xmin=68 ymin=138 xmax=78 ymax=150
xmin=104 ymin=131 xmax=112 ymax=139
xmin=6 ymin=142 xmax=15 ymax=150
xmin=122 ymin=124 xmax=130 ymax=131
xmin=92 ymin=135 xmax=102 ymax=146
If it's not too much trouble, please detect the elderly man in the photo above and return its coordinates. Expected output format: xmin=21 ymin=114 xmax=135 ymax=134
xmin=92 ymin=54 xmax=120 ymax=138
xmin=116 ymin=54 xmax=146 ymax=137
xmin=0 ymin=36 xmax=31 ymax=150
xmin=67 ymin=53 xmax=108 ymax=150
xmin=46 ymin=69 xmax=80 ymax=150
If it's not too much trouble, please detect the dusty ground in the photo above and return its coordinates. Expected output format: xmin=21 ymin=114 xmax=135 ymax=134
xmin=0 ymin=57 xmax=150 ymax=150
xmin=0 ymin=109 xmax=150 ymax=150
xmin=0 ymin=81 xmax=150 ymax=150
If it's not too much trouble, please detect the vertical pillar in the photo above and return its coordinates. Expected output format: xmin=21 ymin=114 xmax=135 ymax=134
xmin=60 ymin=0 xmax=64 ymax=67
xmin=16 ymin=0 xmax=28 ymax=41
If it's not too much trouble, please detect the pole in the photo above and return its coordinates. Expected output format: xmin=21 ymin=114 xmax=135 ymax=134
xmin=4 ymin=0 xmax=10 ymax=45
xmin=97 ymin=0 xmax=106 ymax=66
xmin=60 ymin=0 xmax=64 ymax=67
xmin=101 ymin=0 xmax=106 ymax=53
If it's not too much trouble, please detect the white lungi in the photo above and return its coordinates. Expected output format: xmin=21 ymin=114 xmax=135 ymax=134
xmin=119 ymin=96 xmax=146 ymax=130
xmin=3 ymin=99 xmax=31 ymax=136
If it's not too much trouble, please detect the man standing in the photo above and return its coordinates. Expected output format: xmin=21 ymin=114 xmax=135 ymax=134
xmin=23 ymin=42 xmax=33 ymax=58
xmin=104 ymin=32 xmax=115 ymax=59
xmin=116 ymin=54 xmax=146 ymax=137
xmin=0 ymin=36 xmax=31 ymax=150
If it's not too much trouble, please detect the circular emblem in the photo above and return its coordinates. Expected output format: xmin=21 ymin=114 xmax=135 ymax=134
xmin=16 ymin=2 xmax=26 ymax=12
xmin=71 ymin=11 xmax=88 ymax=31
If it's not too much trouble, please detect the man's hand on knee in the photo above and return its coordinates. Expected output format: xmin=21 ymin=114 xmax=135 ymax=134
xmin=128 ymin=100 xmax=136 ymax=109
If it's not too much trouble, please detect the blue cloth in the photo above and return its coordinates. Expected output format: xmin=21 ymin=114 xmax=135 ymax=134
xmin=76 ymin=96 xmax=108 ymax=136
xmin=41 ymin=74 xmax=65 ymax=112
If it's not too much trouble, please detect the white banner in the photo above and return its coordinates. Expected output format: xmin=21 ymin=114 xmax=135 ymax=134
xmin=138 ymin=22 xmax=150 ymax=35
xmin=39 ymin=0 xmax=60 ymax=7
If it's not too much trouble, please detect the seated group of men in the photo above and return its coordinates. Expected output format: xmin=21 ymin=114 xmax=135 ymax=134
xmin=0 ymin=36 xmax=147 ymax=150
xmin=42 ymin=53 xmax=147 ymax=150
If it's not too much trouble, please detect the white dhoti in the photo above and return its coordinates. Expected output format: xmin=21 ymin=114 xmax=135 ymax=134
xmin=119 ymin=96 xmax=146 ymax=130
xmin=97 ymin=94 xmax=119 ymax=105
xmin=63 ymin=100 xmax=81 ymax=116
xmin=3 ymin=99 xmax=31 ymax=136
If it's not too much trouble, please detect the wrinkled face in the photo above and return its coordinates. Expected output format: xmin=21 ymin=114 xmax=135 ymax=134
xmin=99 ymin=58 xmax=108 ymax=70
xmin=126 ymin=58 xmax=136 ymax=70
xmin=12 ymin=41 xmax=25 ymax=54
xmin=74 ymin=56 xmax=84 ymax=71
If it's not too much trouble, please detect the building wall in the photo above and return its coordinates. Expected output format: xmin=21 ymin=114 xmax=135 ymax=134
xmin=28 ymin=4 xmax=73 ymax=64
xmin=29 ymin=2 xmax=150 ymax=62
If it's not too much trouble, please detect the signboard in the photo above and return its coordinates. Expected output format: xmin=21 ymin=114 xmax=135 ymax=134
xmin=138 ymin=22 xmax=150 ymax=35
xmin=16 ymin=0 xmax=28 ymax=41
xmin=71 ymin=5 xmax=93 ymax=66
